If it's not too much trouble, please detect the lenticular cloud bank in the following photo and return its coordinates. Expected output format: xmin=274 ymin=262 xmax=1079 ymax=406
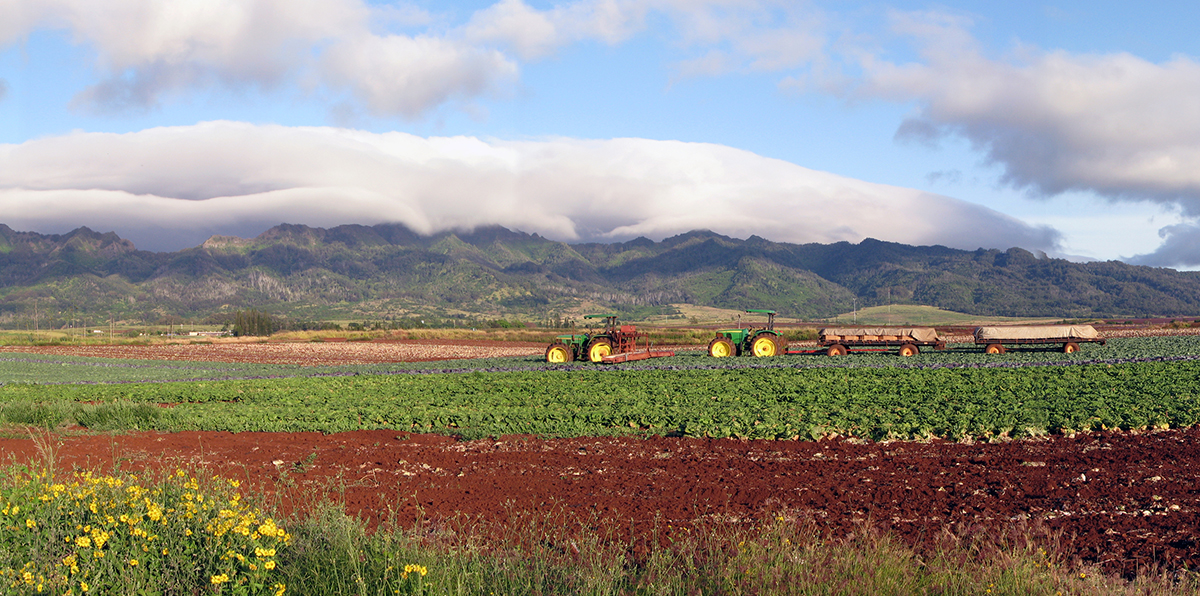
xmin=0 ymin=121 xmax=1058 ymax=253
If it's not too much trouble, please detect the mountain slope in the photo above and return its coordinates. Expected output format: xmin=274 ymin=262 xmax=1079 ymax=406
xmin=2 ymin=222 xmax=1199 ymax=327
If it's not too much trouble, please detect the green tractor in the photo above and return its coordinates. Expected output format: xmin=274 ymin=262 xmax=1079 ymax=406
xmin=707 ymin=309 xmax=785 ymax=358
xmin=545 ymin=314 xmax=645 ymax=363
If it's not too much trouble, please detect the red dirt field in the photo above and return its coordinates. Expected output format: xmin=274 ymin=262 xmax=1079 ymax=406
xmin=0 ymin=338 xmax=545 ymax=365
xmin=3 ymin=426 xmax=1197 ymax=578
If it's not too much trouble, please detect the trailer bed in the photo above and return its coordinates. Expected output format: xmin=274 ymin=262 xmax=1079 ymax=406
xmin=973 ymin=325 xmax=1105 ymax=354
xmin=815 ymin=327 xmax=945 ymax=356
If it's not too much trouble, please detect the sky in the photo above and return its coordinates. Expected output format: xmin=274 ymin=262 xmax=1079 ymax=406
xmin=1 ymin=1 xmax=1199 ymax=269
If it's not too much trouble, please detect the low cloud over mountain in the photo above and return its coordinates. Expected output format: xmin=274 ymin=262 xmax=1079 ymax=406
xmin=0 ymin=121 xmax=1059 ymax=253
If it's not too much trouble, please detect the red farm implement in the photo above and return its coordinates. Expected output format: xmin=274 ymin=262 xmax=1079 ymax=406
xmin=544 ymin=314 xmax=674 ymax=364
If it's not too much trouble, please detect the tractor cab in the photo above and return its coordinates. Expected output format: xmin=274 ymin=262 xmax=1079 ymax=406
xmin=708 ymin=309 xmax=784 ymax=357
xmin=746 ymin=308 xmax=776 ymax=332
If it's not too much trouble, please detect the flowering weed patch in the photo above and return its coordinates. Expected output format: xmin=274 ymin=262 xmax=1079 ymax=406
xmin=0 ymin=466 xmax=289 ymax=595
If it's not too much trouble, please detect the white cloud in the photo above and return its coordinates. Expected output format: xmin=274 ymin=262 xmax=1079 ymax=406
xmin=1131 ymin=224 xmax=1200 ymax=267
xmin=459 ymin=0 xmax=826 ymax=76
xmin=3 ymin=0 xmax=519 ymax=118
xmin=461 ymin=0 xmax=567 ymax=60
xmin=3 ymin=0 xmax=833 ymax=118
xmin=0 ymin=121 xmax=1058 ymax=253
xmin=830 ymin=10 xmax=1200 ymax=266
xmin=319 ymin=34 xmax=517 ymax=119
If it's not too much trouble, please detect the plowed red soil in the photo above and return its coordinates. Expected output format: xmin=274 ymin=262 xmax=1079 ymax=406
xmin=4 ymin=426 xmax=1197 ymax=578
xmin=0 ymin=338 xmax=544 ymax=365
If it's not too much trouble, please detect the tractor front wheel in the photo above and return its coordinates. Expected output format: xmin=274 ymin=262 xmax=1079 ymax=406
xmin=984 ymin=343 xmax=1005 ymax=355
xmin=708 ymin=337 xmax=735 ymax=358
xmin=897 ymin=344 xmax=919 ymax=357
xmin=545 ymin=342 xmax=573 ymax=363
xmin=750 ymin=334 xmax=778 ymax=357
xmin=1063 ymin=342 xmax=1080 ymax=354
xmin=587 ymin=339 xmax=613 ymax=363
xmin=826 ymin=344 xmax=847 ymax=357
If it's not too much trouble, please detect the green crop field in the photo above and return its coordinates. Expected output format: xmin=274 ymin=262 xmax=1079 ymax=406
xmin=2 ymin=335 xmax=1198 ymax=441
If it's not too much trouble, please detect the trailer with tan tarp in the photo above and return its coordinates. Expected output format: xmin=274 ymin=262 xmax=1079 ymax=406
xmin=973 ymin=325 xmax=1105 ymax=354
xmin=803 ymin=327 xmax=946 ymax=357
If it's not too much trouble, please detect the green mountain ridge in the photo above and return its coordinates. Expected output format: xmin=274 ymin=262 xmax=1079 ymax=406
xmin=1 ymin=222 xmax=1198 ymax=327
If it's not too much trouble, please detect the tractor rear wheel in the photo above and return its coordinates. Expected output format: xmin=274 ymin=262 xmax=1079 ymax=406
xmin=984 ymin=343 xmax=1005 ymax=355
xmin=826 ymin=344 xmax=847 ymax=357
xmin=708 ymin=337 xmax=735 ymax=357
xmin=897 ymin=344 xmax=919 ymax=357
xmin=587 ymin=338 xmax=613 ymax=363
xmin=1063 ymin=342 xmax=1080 ymax=354
xmin=545 ymin=342 xmax=573 ymax=363
xmin=750 ymin=334 xmax=778 ymax=357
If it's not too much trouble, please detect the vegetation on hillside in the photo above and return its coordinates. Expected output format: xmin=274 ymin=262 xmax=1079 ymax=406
xmin=3 ymin=222 xmax=1200 ymax=329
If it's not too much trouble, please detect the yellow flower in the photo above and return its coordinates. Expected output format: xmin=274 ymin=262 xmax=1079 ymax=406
xmin=129 ymin=559 xmax=138 ymax=567
xmin=80 ymin=582 xmax=88 ymax=592
xmin=25 ymin=519 xmax=35 ymax=529
xmin=264 ymin=561 xmax=276 ymax=570
xmin=75 ymin=536 xmax=91 ymax=548
xmin=211 ymin=573 xmax=229 ymax=584
xmin=273 ymin=583 xmax=286 ymax=596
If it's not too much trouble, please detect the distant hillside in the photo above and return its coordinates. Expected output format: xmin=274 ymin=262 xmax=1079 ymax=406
xmin=2 ymin=222 xmax=1199 ymax=327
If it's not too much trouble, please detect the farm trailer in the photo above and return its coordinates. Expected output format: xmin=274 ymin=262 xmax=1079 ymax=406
xmin=707 ymin=309 xmax=786 ymax=358
xmin=544 ymin=314 xmax=675 ymax=364
xmin=974 ymin=325 xmax=1106 ymax=354
xmin=790 ymin=327 xmax=947 ymax=357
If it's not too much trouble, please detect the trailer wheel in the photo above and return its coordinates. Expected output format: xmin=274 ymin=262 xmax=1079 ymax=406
xmin=545 ymin=342 xmax=574 ymax=363
xmin=750 ymin=334 xmax=778 ymax=357
xmin=826 ymin=344 xmax=847 ymax=357
xmin=897 ymin=344 xmax=919 ymax=357
xmin=984 ymin=343 xmax=1005 ymax=355
xmin=708 ymin=337 xmax=735 ymax=358
xmin=587 ymin=339 xmax=613 ymax=363
xmin=1063 ymin=342 xmax=1080 ymax=354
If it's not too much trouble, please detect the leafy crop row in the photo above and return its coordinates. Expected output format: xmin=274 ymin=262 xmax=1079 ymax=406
xmin=2 ymin=359 xmax=1198 ymax=441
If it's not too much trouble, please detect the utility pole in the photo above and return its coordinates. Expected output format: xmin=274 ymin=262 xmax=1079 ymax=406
xmin=853 ymin=297 xmax=857 ymax=324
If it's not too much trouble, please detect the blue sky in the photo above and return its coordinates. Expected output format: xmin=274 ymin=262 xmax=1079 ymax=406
xmin=2 ymin=1 xmax=1199 ymax=269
